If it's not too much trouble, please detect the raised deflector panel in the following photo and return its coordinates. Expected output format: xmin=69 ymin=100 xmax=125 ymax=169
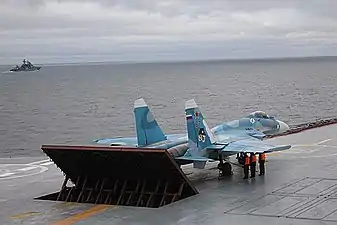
xmin=36 ymin=145 xmax=198 ymax=208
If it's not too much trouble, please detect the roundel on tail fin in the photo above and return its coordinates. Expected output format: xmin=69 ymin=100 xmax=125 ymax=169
xmin=198 ymin=128 xmax=206 ymax=142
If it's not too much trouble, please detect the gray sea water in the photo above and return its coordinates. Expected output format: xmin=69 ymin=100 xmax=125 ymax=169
xmin=1 ymin=57 xmax=337 ymax=158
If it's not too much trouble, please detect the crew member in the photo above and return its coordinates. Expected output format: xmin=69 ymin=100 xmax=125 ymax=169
xmin=250 ymin=153 xmax=257 ymax=178
xmin=259 ymin=153 xmax=266 ymax=176
xmin=243 ymin=153 xmax=250 ymax=179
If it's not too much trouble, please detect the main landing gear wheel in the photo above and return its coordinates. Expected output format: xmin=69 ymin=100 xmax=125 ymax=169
xmin=218 ymin=153 xmax=233 ymax=179
xmin=218 ymin=162 xmax=233 ymax=179
xmin=217 ymin=162 xmax=233 ymax=180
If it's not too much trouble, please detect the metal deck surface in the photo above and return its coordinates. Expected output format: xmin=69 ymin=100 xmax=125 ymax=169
xmin=1 ymin=123 xmax=337 ymax=225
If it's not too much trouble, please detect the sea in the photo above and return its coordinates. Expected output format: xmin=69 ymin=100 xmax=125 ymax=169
xmin=1 ymin=57 xmax=337 ymax=158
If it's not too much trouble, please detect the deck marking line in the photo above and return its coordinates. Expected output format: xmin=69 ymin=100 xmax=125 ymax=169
xmin=317 ymin=139 xmax=332 ymax=145
xmin=11 ymin=211 xmax=41 ymax=219
xmin=0 ymin=165 xmax=48 ymax=180
xmin=52 ymin=205 xmax=112 ymax=225
xmin=54 ymin=202 xmax=77 ymax=209
xmin=17 ymin=166 xmax=37 ymax=171
xmin=28 ymin=159 xmax=50 ymax=165
xmin=40 ymin=161 xmax=54 ymax=166
xmin=0 ymin=172 xmax=15 ymax=177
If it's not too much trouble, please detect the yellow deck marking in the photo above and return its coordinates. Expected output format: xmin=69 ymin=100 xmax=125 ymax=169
xmin=54 ymin=202 xmax=77 ymax=209
xmin=52 ymin=205 xmax=112 ymax=225
xmin=11 ymin=211 xmax=41 ymax=219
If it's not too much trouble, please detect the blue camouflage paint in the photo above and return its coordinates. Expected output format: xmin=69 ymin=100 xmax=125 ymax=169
xmin=134 ymin=99 xmax=166 ymax=146
xmin=93 ymin=98 xmax=291 ymax=169
xmin=183 ymin=100 xmax=215 ymax=160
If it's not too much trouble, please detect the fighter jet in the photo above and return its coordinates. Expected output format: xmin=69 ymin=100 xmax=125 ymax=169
xmin=94 ymin=98 xmax=291 ymax=175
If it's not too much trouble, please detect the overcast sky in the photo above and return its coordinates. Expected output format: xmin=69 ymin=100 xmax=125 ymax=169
xmin=1 ymin=0 xmax=337 ymax=64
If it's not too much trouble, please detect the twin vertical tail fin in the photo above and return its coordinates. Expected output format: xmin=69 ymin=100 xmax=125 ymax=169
xmin=179 ymin=99 xmax=216 ymax=168
xmin=134 ymin=98 xmax=166 ymax=147
xmin=185 ymin=99 xmax=216 ymax=151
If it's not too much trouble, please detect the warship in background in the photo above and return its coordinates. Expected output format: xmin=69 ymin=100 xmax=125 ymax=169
xmin=10 ymin=59 xmax=41 ymax=72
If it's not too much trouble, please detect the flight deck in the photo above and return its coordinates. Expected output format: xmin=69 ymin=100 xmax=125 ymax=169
xmin=1 ymin=123 xmax=337 ymax=225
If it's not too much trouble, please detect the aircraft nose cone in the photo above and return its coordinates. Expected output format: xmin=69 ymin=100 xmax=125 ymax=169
xmin=277 ymin=120 xmax=290 ymax=132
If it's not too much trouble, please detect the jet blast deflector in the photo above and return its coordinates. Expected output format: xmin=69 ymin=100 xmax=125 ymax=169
xmin=36 ymin=145 xmax=198 ymax=208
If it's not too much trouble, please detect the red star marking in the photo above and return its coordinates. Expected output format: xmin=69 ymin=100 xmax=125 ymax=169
xmin=195 ymin=111 xmax=199 ymax=117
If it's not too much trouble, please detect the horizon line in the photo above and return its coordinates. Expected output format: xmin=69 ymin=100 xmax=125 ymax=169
xmin=1 ymin=55 xmax=336 ymax=67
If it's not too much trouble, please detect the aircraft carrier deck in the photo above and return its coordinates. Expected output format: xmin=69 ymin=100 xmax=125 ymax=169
xmin=1 ymin=123 xmax=337 ymax=225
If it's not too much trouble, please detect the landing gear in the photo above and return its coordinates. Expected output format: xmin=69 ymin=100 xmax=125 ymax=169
xmin=218 ymin=162 xmax=233 ymax=179
xmin=217 ymin=153 xmax=233 ymax=179
xmin=237 ymin=153 xmax=244 ymax=165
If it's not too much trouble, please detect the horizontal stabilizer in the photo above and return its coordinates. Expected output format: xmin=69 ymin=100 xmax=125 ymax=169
xmin=176 ymin=155 xmax=214 ymax=162
xmin=92 ymin=137 xmax=138 ymax=146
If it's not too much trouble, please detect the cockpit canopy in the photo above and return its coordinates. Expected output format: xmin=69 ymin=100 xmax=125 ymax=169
xmin=248 ymin=111 xmax=271 ymax=119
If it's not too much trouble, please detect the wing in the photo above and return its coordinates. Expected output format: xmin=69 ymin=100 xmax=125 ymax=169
xmin=221 ymin=136 xmax=291 ymax=153
xmin=211 ymin=128 xmax=291 ymax=154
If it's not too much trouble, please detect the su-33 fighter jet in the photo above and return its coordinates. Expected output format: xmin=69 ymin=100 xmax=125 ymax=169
xmin=94 ymin=98 xmax=291 ymax=177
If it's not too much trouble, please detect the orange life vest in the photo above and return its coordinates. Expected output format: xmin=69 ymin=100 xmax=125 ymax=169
xmin=260 ymin=153 xmax=266 ymax=161
xmin=251 ymin=155 xmax=257 ymax=163
xmin=245 ymin=156 xmax=250 ymax=165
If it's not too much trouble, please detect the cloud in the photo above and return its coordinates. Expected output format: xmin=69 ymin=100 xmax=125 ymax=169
xmin=1 ymin=0 xmax=337 ymax=64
